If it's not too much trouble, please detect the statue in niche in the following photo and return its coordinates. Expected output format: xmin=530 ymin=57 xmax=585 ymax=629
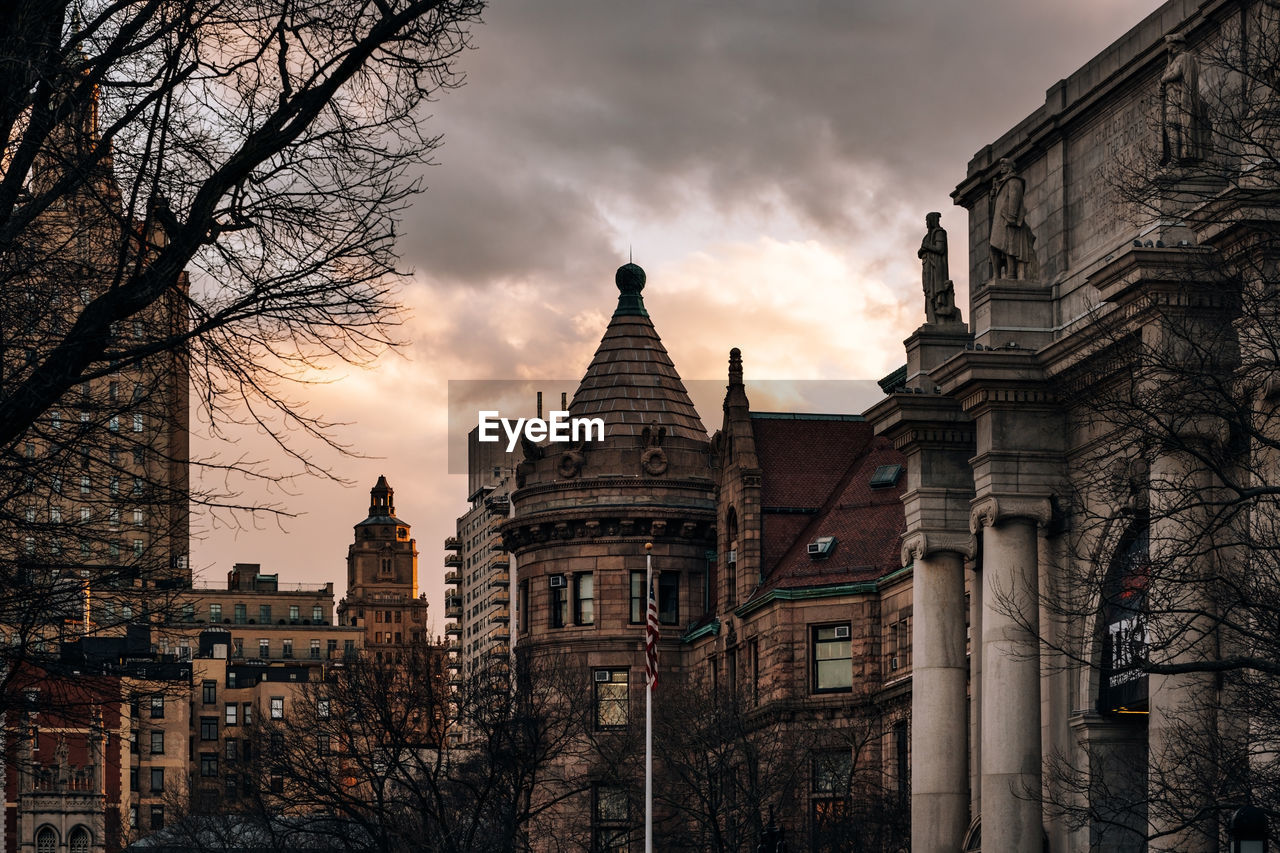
xmin=918 ymin=211 xmax=961 ymax=324
xmin=988 ymin=158 xmax=1038 ymax=281
xmin=1161 ymin=33 xmax=1208 ymax=164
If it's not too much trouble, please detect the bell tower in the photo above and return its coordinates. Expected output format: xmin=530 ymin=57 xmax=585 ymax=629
xmin=338 ymin=476 xmax=431 ymax=655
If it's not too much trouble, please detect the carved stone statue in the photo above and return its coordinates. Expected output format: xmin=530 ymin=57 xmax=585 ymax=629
xmin=989 ymin=158 xmax=1038 ymax=280
xmin=918 ymin=212 xmax=961 ymax=324
xmin=1161 ymin=33 xmax=1208 ymax=164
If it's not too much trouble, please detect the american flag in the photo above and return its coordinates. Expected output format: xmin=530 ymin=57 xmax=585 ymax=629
xmin=645 ymin=573 xmax=660 ymax=689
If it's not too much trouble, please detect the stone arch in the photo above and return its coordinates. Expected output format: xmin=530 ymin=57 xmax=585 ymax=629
xmin=35 ymin=826 xmax=57 ymax=853
xmin=69 ymin=826 xmax=91 ymax=853
xmin=1074 ymin=516 xmax=1149 ymax=852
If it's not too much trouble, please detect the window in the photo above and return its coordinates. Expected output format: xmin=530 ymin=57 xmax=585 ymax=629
xmin=593 ymin=784 xmax=630 ymax=852
xmin=282 ymin=638 xmax=293 ymax=659
xmin=812 ymin=749 xmax=854 ymax=849
xmin=209 ymin=603 xmax=222 ymax=622
xmin=150 ymin=730 xmax=164 ymax=754
xmin=594 ymin=669 xmax=629 ymax=729
xmin=259 ymin=638 xmax=270 ymax=659
xmin=887 ymin=614 xmax=911 ymax=674
xmin=519 ymin=581 xmax=530 ymax=634
xmin=812 ymin=625 xmax=853 ymax=692
xmin=36 ymin=828 xmax=56 ymax=853
xmin=132 ymin=413 xmax=143 ymax=432
xmin=243 ymin=703 xmax=253 ymax=725
xmin=313 ymin=605 xmax=323 ymax=623
xmin=68 ymin=827 xmax=90 ymax=853
xmin=234 ymin=603 xmax=246 ymax=624
xmin=344 ymin=639 xmax=355 ymax=658
xmin=225 ymin=774 xmax=238 ymax=799
xmin=574 ymin=572 xmax=595 ymax=625
xmin=550 ymin=582 xmax=568 ymax=628
xmin=226 ymin=703 xmax=238 ymax=725
xmin=629 ymin=571 xmax=645 ymax=624
xmin=259 ymin=605 xmax=272 ymax=623
xmin=318 ymin=733 xmax=331 ymax=755
xmin=80 ymin=507 xmax=91 ymax=523
xmin=203 ymin=680 xmax=217 ymax=704
xmin=270 ymin=696 xmax=284 ymax=719
xmin=200 ymin=753 xmax=218 ymax=777
xmin=231 ymin=638 xmax=244 ymax=659
xmin=109 ymin=415 xmax=119 ymax=432
xmin=110 ymin=476 xmax=119 ymax=496
xmin=226 ymin=738 xmax=239 ymax=761
xmin=132 ymin=509 xmax=143 ymax=526
xmin=658 ymin=573 xmax=679 ymax=625
xmin=150 ymin=694 xmax=164 ymax=718
xmin=181 ymin=603 xmax=194 ymax=622
xmin=328 ymin=639 xmax=338 ymax=658
xmin=133 ymin=539 xmax=143 ymax=556
xmin=151 ymin=767 xmax=164 ymax=793
xmin=310 ymin=639 xmax=321 ymax=659
xmin=289 ymin=605 xmax=300 ymax=622
xmin=201 ymin=716 xmax=218 ymax=740
xmin=133 ymin=447 xmax=144 ymax=465
xmin=133 ymin=476 xmax=143 ymax=496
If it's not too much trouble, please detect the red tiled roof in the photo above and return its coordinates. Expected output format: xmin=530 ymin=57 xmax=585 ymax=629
xmin=748 ymin=414 xmax=906 ymax=599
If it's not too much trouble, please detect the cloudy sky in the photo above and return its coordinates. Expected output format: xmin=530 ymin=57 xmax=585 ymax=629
xmin=191 ymin=0 xmax=1162 ymax=626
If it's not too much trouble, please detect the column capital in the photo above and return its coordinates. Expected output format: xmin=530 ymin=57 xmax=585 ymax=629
xmin=969 ymin=493 xmax=1052 ymax=534
xmin=901 ymin=528 xmax=976 ymax=566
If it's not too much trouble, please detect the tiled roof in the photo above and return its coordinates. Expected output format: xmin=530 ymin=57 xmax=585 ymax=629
xmin=568 ymin=310 xmax=708 ymax=441
xmin=748 ymin=415 xmax=907 ymax=598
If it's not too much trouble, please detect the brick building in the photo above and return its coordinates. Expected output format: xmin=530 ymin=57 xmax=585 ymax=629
xmin=498 ymin=263 xmax=911 ymax=850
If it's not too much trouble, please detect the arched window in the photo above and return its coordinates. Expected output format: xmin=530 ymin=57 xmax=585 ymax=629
xmin=35 ymin=827 xmax=57 ymax=853
xmin=69 ymin=827 xmax=91 ymax=853
xmin=725 ymin=507 xmax=739 ymax=607
xmin=1099 ymin=522 xmax=1150 ymax=715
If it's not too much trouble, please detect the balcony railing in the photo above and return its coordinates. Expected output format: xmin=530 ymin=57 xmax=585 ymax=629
xmin=445 ymin=570 xmax=462 ymax=586
xmin=444 ymin=536 xmax=462 ymax=551
xmin=444 ymin=622 xmax=461 ymax=636
xmin=444 ymin=554 xmax=463 ymax=568
xmin=488 ymin=572 xmax=509 ymax=589
xmin=491 ymin=608 xmax=510 ymax=624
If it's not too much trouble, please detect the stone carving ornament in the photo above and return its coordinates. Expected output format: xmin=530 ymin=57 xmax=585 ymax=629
xmin=918 ymin=211 xmax=962 ymax=324
xmin=988 ymin=158 xmax=1038 ymax=281
xmin=1161 ymin=33 xmax=1208 ymax=164
xmin=640 ymin=422 xmax=668 ymax=476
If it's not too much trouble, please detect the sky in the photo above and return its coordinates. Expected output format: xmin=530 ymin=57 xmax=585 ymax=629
xmin=190 ymin=0 xmax=1163 ymax=631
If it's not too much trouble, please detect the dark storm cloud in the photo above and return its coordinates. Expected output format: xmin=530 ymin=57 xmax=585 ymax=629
xmin=402 ymin=0 xmax=1162 ymax=287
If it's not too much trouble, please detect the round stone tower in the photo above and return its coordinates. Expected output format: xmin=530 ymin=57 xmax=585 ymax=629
xmin=502 ymin=262 xmax=716 ymax=709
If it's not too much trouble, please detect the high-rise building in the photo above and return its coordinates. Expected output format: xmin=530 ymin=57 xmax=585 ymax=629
xmin=444 ymin=429 xmax=514 ymax=702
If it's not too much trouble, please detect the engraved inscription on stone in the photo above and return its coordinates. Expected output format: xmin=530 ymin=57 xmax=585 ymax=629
xmin=1067 ymin=94 xmax=1153 ymax=265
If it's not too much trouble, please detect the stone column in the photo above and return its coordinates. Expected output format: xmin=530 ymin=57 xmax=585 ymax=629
xmin=904 ymin=530 xmax=974 ymax=853
xmin=1147 ymin=446 xmax=1219 ymax=853
xmin=971 ymin=495 xmax=1050 ymax=853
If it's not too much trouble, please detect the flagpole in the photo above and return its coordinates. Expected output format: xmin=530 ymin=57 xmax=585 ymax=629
xmin=644 ymin=541 xmax=653 ymax=853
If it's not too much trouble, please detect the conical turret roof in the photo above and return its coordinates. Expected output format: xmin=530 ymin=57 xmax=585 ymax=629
xmin=568 ymin=263 xmax=707 ymax=441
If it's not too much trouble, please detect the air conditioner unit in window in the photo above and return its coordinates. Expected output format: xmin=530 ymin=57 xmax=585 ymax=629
xmin=834 ymin=625 xmax=850 ymax=639
xmin=594 ymin=670 xmax=610 ymax=682
xmin=727 ymin=549 xmax=737 ymax=563
xmin=890 ymin=656 xmax=900 ymax=671
xmin=548 ymin=575 xmax=566 ymax=588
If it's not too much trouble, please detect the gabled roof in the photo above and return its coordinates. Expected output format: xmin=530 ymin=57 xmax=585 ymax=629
xmin=747 ymin=414 xmax=906 ymax=600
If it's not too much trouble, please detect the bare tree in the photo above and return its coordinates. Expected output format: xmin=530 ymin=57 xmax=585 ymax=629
xmin=0 ymin=0 xmax=483 ymax=719
xmin=199 ymin=649 xmax=593 ymax=853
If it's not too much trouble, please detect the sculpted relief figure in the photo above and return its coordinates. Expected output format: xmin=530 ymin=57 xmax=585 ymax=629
xmin=918 ymin=211 xmax=961 ymax=324
xmin=989 ymin=158 xmax=1038 ymax=281
xmin=1161 ymin=33 xmax=1208 ymax=164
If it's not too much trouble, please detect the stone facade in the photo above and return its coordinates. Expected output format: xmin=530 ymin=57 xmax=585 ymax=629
xmin=500 ymin=266 xmax=913 ymax=850
xmin=869 ymin=2 xmax=1280 ymax=851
